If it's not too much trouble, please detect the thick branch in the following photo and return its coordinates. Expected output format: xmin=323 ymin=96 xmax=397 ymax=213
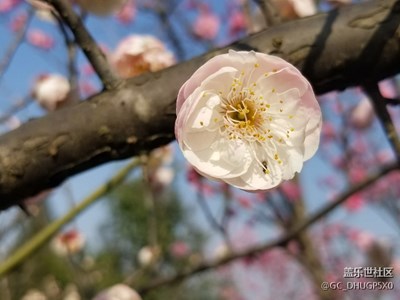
xmin=0 ymin=0 xmax=400 ymax=209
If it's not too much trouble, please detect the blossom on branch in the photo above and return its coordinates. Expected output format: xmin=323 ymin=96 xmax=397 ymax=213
xmin=32 ymin=73 xmax=76 ymax=111
xmin=111 ymin=34 xmax=175 ymax=78
xmin=175 ymin=50 xmax=321 ymax=191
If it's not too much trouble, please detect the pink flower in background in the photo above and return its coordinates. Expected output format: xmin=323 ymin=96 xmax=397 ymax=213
xmin=51 ymin=229 xmax=85 ymax=256
xmin=75 ymin=0 xmax=127 ymax=16
xmin=344 ymin=193 xmax=364 ymax=212
xmin=347 ymin=230 xmax=375 ymax=251
xmin=93 ymin=284 xmax=142 ymax=300
xmin=229 ymin=10 xmax=247 ymax=36
xmin=321 ymin=122 xmax=336 ymax=141
xmin=170 ymin=241 xmax=190 ymax=258
xmin=111 ymin=34 xmax=175 ymax=78
xmin=350 ymin=97 xmax=374 ymax=129
xmin=378 ymin=78 xmax=398 ymax=99
xmin=27 ymin=29 xmax=54 ymax=50
xmin=0 ymin=0 xmax=20 ymax=13
xmin=280 ymin=181 xmax=301 ymax=201
xmin=10 ymin=12 xmax=26 ymax=32
xmin=116 ymin=0 xmax=136 ymax=23
xmin=175 ymin=50 xmax=321 ymax=191
xmin=32 ymin=73 xmax=76 ymax=111
xmin=193 ymin=7 xmax=220 ymax=40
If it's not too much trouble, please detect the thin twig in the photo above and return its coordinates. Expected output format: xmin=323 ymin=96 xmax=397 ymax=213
xmin=53 ymin=12 xmax=79 ymax=93
xmin=363 ymin=83 xmax=400 ymax=161
xmin=137 ymin=162 xmax=398 ymax=294
xmin=196 ymin=179 xmax=233 ymax=250
xmin=43 ymin=0 xmax=121 ymax=90
xmin=0 ymin=8 xmax=34 ymax=84
xmin=0 ymin=159 xmax=139 ymax=278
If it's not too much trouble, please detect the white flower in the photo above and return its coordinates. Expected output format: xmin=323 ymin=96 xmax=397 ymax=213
xmin=175 ymin=50 xmax=321 ymax=191
xmin=93 ymin=284 xmax=142 ymax=300
xmin=32 ymin=74 xmax=75 ymax=111
xmin=137 ymin=245 xmax=159 ymax=267
xmin=51 ymin=229 xmax=85 ymax=256
xmin=111 ymin=35 xmax=175 ymax=78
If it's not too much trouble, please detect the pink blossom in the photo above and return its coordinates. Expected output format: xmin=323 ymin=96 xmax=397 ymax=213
xmin=51 ymin=229 xmax=85 ymax=256
xmin=321 ymin=122 xmax=336 ymax=141
xmin=93 ymin=284 xmax=142 ymax=300
xmin=0 ymin=0 xmax=21 ymax=13
xmin=237 ymin=196 xmax=252 ymax=208
xmin=348 ymin=167 xmax=366 ymax=184
xmin=193 ymin=10 xmax=220 ymax=40
xmin=378 ymin=78 xmax=398 ymax=99
xmin=170 ymin=241 xmax=190 ymax=258
xmin=176 ymin=50 xmax=321 ymax=191
xmin=111 ymin=34 xmax=175 ymax=78
xmin=32 ymin=73 xmax=75 ymax=111
xmin=347 ymin=230 xmax=375 ymax=251
xmin=116 ymin=0 xmax=136 ymax=23
xmin=344 ymin=193 xmax=364 ymax=212
xmin=27 ymin=29 xmax=54 ymax=50
xmin=10 ymin=12 xmax=26 ymax=32
xmin=350 ymin=97 xmax=374 ymax=129
xmin=80 ymin=80 xmax=97 ymax=97
xmin=280 ymin=181 xmax=301 ymax=201
xmin=229 ymin=10 xmax=247 ymax=36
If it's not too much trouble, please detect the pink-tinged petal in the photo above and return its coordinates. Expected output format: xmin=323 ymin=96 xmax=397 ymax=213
xmin=175 ymin=50 xmax=321 ymax=191
xmin=193 ymin=11 xmax=220 ymax=40
xmin=350 ymin=97 xmax=374 ymax=129
xmin=27 ymin=29 xmax=54 ymax=50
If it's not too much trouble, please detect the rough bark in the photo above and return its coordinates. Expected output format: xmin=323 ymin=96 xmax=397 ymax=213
xmin=1 ymin=0 xmax=400 ymax=210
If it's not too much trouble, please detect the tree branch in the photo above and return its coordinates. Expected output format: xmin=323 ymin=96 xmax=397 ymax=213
xmin=363 ymin=83 xmax=400 ymax=161
xmin=136 ymin=162 xmax=399 ymax=294
xmin=1 ymin=0 xmax=400 ymax=210
xmin=43 ymin=0 xmax=121 ymax=90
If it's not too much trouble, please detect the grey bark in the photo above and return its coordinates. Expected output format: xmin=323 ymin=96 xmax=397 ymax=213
xmin=0 ymin=0 xmax=399 ymax=210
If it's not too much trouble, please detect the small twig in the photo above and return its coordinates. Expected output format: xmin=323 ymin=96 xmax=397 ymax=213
xmin=253 ymin=0 xmax=281 ymax=26
xmin=43 ymin=0 xmax=121 ymax=90
xmin=0 ymin=159 xmax=139 ymax=277
xmin=53 ymin=12 xmax=79 ymax=93
xmin=141 ymin=155 xmax=159 ymax=247
xmin=0 ymin=8 xmax=34 ymax=84
xmin=137 ymin=163 xmax=398 ymax=294
xmin=363 ymin=83 xmax=400 ymax=162
xmin=196 ymin=179 xmax=233 ymax=250
xmin=155 ymin=0 xmax=186 ymax=61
